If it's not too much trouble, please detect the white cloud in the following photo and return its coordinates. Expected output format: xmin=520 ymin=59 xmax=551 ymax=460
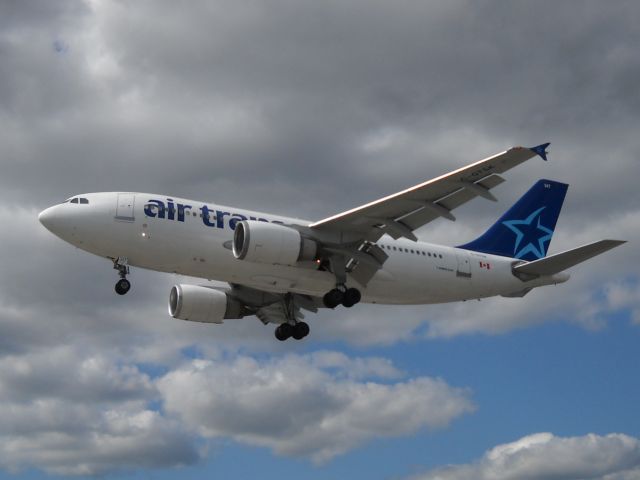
xmin=602 ymin=280 xmax=640 ymax=326
xmin=158 ymin=353 xmax=474 ymax=463
xmin=0 ymin=347 xmax=199 ymax=476
xmin=0 ymin=329 xmax=473 ymax=474
xmin=409 ymin=432 xmax=640 ymax=480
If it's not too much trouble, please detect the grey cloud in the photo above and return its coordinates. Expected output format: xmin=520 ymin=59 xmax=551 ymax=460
xmin=408 ymin=432 xmax=640 ymax=480
xmin=1 ymin=0 xmax=639 ymax=475
xmin=2 ymin=1 xmax=639 ymax=220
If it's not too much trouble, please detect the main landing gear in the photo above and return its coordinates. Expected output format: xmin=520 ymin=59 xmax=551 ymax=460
xmin=275 ymin=321 xmax=310 ymax=341
xmin=322 ymin=285 xmax=361 ymax=309
xmin=113 ymin=257 xmax=131 ymax=295
xmin=320 ymin=255 xmax=362 ymax=309
xmin=273 ymin=293 xmax=310 ymax=341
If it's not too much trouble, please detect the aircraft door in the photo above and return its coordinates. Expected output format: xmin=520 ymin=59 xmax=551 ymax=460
xmin=455 ymin=249 xmax=472 ymax=278
xmin=115 ymin=193 xmax=135 ymax=221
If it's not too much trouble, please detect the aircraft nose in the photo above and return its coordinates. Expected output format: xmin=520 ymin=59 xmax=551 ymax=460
xmin=38 ymin=206 xmax=57 ymax=231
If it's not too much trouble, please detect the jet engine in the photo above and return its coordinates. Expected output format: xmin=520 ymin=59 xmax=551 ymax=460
xmin=168 ymin=284 xmax=246 ymax=323
xmin=232 ymin=220 xmax=317 ymax=265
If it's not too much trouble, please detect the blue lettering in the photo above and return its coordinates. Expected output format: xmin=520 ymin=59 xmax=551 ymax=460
xmin=200 ymin=206 xmax=216 ymax=227
xmin=147 ymin=200 xmax=282 ymax=230
xmin=144 ymin=200 xmax=165 ymax=219
xmin=167 ymin=199 xmax=175 ymax=221
xmin=177 ymin=203 xmax=192 ymax=222
xmin=229 ymin=213 xmax=247 ymax=230
xmin=216 ymin=211 xmax=230 ymax=229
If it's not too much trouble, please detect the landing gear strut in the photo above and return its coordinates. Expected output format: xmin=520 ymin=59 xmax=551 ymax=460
xmin=321 ymin=255 xmax=362 ymax=309
xmin=273 ymin=293 xmax=310 ymax=341
xmin=113 ymin=257 xmax=131 ymax=295
xmin=275 ymin=322 xmax=310 ymax=341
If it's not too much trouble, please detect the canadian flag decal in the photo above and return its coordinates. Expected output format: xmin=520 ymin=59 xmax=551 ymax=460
xmin=479 ymin=261 xmax=491 ymax=270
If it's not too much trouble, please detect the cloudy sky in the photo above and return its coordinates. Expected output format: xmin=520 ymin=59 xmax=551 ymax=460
xmin=1 ymin=0 xmax=639 ymax=478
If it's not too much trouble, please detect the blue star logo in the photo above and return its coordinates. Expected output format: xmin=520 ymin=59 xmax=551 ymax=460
xmin=502 ymin=207 xmax=553 ymax=259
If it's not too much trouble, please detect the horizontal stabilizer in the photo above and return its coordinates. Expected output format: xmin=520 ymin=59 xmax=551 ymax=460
xmin=513 ymin=239 xmax=626 ymax=277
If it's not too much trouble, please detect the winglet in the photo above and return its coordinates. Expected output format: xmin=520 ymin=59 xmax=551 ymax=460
xmin=530 ymin=142 xmax=551 ymax=161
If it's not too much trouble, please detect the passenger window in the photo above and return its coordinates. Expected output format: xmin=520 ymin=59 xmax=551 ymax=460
xmin=70 ymin=198 xmax=79 ymax=204
xmin=393 ymin=246 xmax=397 ymax=251
xmin=439 ymin=254 xmax=443 ymax=259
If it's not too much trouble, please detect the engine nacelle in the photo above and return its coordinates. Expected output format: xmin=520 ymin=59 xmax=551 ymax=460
xmin=232 ymin=220 xmax=317 ymax=265
xmin=168 ymin=284 xmax=245 ymax=324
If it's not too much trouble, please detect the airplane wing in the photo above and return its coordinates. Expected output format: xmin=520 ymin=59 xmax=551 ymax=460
xmin=309 ymin=143 xmax=550 ymax=243
xmin=227 ymin=284 xmax=320 ymax=325
xmin=256 ymin=302 xmax=305 ymax=325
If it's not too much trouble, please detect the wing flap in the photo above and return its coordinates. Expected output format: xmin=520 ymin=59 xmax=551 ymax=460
xmin=513 ymin=240 xmax=626 ymax=276
xmin=400 ymin=174 xmax=506 ymax=231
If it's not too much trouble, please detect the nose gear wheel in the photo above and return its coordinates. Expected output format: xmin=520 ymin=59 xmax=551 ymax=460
xmin=113 ymin=257 xmax=131 ymax=295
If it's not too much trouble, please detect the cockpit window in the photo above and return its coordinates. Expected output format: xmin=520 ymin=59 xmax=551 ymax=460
xmin=66 ymin=197 xmax=89 ymax=204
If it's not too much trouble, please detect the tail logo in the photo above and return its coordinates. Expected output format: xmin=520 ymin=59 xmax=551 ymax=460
xmin=502 ymin=207 xmax=553 ymax=259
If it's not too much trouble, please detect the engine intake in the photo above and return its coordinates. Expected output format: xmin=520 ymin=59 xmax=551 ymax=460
xmin=232 ymin=220 xmax=317 ymax=265
xmin=169 ymin=284 xmax=245 ymax=323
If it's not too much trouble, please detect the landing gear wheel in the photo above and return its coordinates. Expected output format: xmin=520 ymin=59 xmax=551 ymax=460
xmin=342 ymin=288 xmax=361 ymax=308
xmin=113 ymin=257 xmax=131 ymax=296
xmin=115 ymin=278 xmax=131 ymax=295
xmin=292 ymin=322 xmax=310 ymax=340
xmin=275 ymin=323 xmax=293 ymax=341
xmin=323 ymin=289 xmax=344 ymax=309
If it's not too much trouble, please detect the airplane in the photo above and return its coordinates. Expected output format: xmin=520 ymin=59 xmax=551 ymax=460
xmin=38 ymin=143 xmax=625 ymax=341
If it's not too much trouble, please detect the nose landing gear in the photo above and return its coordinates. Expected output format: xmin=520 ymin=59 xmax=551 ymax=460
xmin=113 ymin=257 xmax=131 ymax=295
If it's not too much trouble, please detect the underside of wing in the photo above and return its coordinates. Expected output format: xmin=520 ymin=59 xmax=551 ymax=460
xmin=309 ymin=143 xmax=550 ymax=243
xmin=228 ymin=284 xmax=320 ymax=325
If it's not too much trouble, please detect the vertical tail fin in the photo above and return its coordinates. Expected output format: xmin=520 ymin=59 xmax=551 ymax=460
xmin=457 ymin=179 xmax=568 ymax=260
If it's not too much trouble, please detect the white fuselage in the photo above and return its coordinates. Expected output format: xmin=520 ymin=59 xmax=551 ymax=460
xmin=39 ymin=192 xmax=568 ymax=304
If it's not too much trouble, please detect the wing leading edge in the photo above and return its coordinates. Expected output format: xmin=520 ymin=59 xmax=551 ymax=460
xmin=309 ymin=143 xmax=550 ymax=243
